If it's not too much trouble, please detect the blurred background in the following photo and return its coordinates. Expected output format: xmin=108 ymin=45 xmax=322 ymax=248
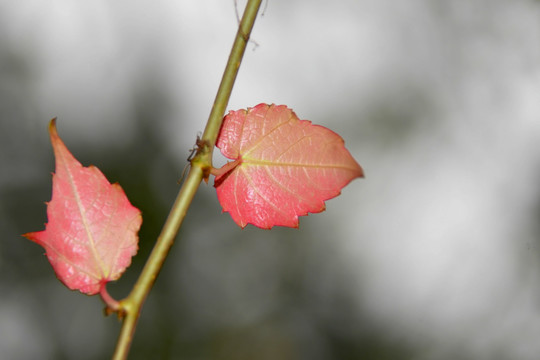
xmin=1 ymin=0 xmax=540 ymax=359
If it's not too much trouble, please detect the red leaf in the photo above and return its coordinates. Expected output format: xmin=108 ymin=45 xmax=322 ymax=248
xmin=23 ymin=119 xmax=142 ymax=295
xmin=214 ymin=103 xmax=363 ymax=229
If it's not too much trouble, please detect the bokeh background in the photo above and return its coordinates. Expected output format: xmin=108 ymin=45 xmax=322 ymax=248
xmin=2 ymin=0 xmax=540 ymax=359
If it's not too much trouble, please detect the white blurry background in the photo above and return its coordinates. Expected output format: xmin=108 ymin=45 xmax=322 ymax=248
xmin=1 ymin=0 xmax=540 ymax=359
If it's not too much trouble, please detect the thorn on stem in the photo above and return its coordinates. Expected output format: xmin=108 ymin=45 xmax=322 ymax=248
xmin=178 ymin=132 xmax=208 ymax=185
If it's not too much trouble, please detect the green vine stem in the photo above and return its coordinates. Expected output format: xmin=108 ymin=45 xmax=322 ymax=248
xmin=109 ymin=1 xmax=262 ymax=359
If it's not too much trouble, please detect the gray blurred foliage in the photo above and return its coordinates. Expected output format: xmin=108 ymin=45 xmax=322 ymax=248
xmin=2 ymin=0 xmax=540 ymax=359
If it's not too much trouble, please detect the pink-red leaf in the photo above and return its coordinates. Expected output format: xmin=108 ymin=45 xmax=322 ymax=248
xmin=214 ymin=103 xmax=363 ymax=229
xmin=23 ymin=119 xmax=142 ymax=295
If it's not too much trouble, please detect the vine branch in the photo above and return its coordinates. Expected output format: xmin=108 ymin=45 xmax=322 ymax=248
xmin=109 ymin=1 xmax=262 ymax=359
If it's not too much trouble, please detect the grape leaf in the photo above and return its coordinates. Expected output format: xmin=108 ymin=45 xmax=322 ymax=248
xmin=214 ymin=103 xmax=363 ymax=229
xmin=23 ymin=119 xmax=142 ymax=295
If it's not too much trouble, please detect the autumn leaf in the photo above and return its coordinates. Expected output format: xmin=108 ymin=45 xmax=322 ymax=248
xmin=23 ymin=119 xmax=142 ymax=295
xmin=214 ymin=103 xmax=363 ymax=229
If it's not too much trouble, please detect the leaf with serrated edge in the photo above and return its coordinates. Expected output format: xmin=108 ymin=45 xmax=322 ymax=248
xmin=214 ymin=103 xmax=363 ymax=229
xmin=24 ymin=119 xmax=142 ymax=295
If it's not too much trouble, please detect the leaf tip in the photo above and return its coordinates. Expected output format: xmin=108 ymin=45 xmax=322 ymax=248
xmin=48 ymin=117 xmax=58 ymax=136
xmin=22 ymin=230 xmax=45 ymax=247
xmin=48 ymin=117 xmax=65 ymax=153
xmin=357 ymin=164 xmax=365 ymax=179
